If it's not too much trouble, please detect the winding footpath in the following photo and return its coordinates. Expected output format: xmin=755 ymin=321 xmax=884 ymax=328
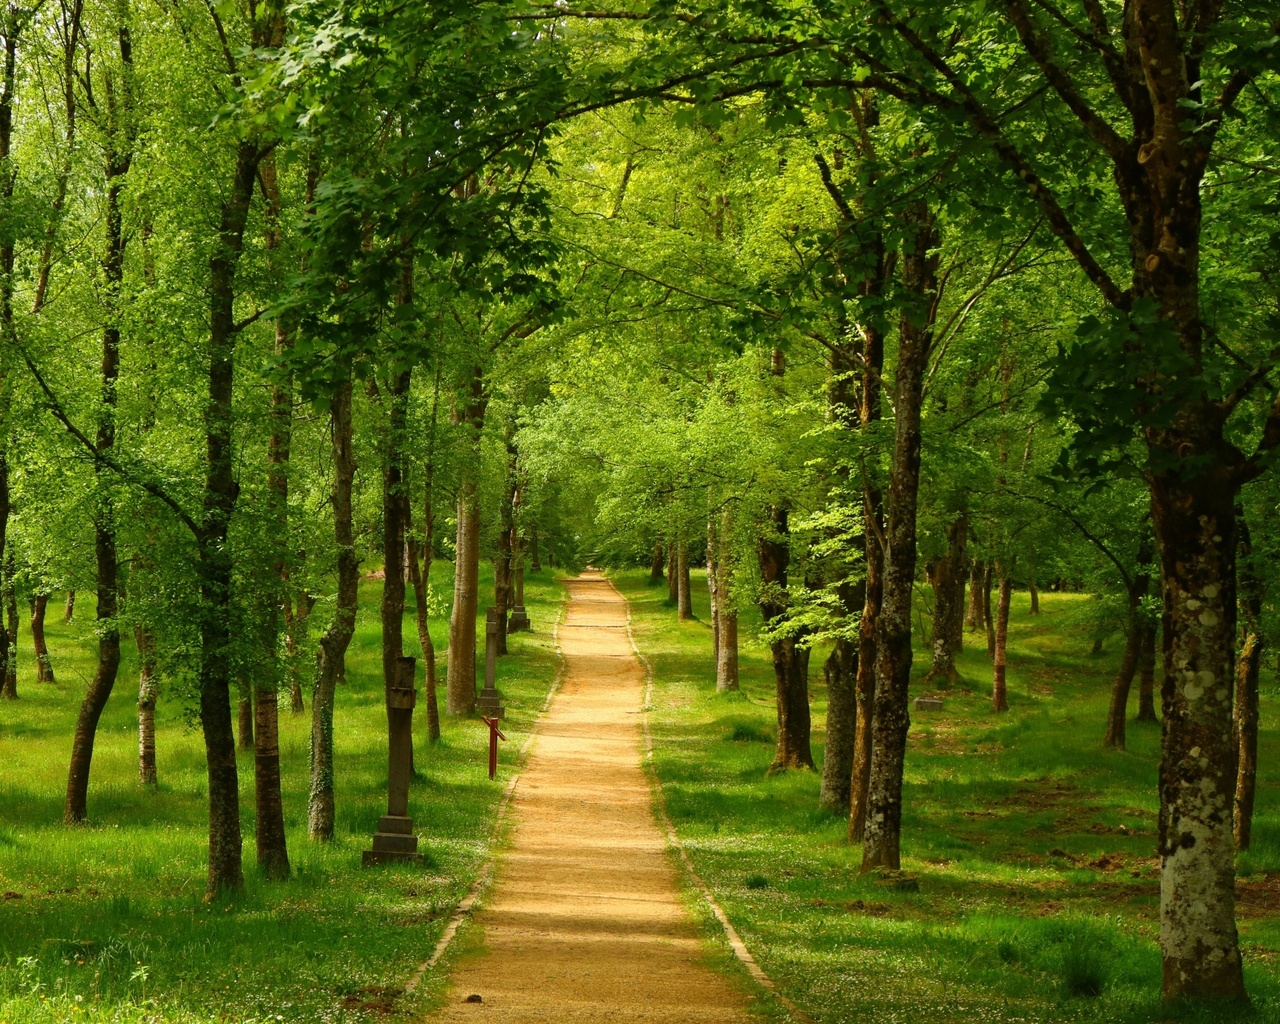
xmin=429 ymin=571 xmax=756 ymax=1023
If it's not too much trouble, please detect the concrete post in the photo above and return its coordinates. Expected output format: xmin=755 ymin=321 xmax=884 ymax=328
xmin=363 ymin=656 xmax=425 ymax=866
xmin=477 ymin=607 xmax=505 ymax=719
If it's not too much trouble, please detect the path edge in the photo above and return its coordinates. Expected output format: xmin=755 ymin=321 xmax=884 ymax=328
xmin=602 ymin=574 xmax=815 ymax=1024
xmin=403 ymin=583 xmax=571 ymax=996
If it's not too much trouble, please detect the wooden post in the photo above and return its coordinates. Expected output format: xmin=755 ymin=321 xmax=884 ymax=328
xmin=477 ymin=608 xmax=505 ymax=719
xmin=363 ymin=655 xmax=424 ymax=865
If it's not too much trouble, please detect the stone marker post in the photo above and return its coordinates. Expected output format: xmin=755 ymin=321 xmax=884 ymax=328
xmin=508 ymin=561 xmax=530 ymax=632
xmin=477 ymin=607 xmax=505 ymax=719
xmin=363 ymin=655 xmax=425 ymax=866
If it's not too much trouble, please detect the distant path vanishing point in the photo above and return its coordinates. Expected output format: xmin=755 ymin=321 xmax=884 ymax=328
xmin=428 ymin=570 xmax=757 ymax=1023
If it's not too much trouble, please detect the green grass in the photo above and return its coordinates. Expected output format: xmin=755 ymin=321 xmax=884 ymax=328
xmin=618 ymin=568 xmax=1280 ymax=1024
xmin=0 ymin=563 xmax=564 ymax=1024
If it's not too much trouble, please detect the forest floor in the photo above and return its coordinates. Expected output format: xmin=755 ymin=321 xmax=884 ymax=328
xmin=0 ymin=564 xmax=566 ymax=1024
xmin=426 ymin=571 xmax=757 ymax=1023
xmin=618 ymin=568 xmax=1280 ymax=1024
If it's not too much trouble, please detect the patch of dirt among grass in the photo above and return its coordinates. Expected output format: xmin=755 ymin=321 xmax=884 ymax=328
xmin=1236 ymin=873 xmax=1280 ymax=919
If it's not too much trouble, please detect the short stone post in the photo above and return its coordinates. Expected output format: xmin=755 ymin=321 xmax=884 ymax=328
xmin=363 ymin=655 xmax=425 ymax=866
xmin=508 ymin=561 xmax=530 ymax=632
xmin=477 ymin=607 xmax=505 ymax=719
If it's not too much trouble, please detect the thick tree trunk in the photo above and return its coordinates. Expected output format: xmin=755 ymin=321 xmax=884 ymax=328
xmin=30 ymin=594 xmax=53 ymax=682
xmin=1150 ymin=475 xmax=1243 ymax=1000
xmin=650 ymin=540 xmax=664 ymax=583
xmin=309 ymin=378 xmax=358 ymax=841
xmin=819 ymin=637 xmax=856 ymax=813
xmin=136 ymin=626 xmax=157 ymax=786
xmin=924 ymin=515 xmax=967 ymax=687
xmin=861 ymin=209 xmax=936 ymax=873
xmin=677 ymin=543 xmax=692 ymax=620
xmin=991 ymin=572 xmax=1011 ymax=712
xmin=757 ymin=507 xmax=813 ymax=773
xmin=253 ymin=681 xmax=288 ymax=879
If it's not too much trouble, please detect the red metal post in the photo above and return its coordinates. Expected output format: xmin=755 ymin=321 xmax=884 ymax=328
xmin=482 ymin=716 xmax=507 ymax=780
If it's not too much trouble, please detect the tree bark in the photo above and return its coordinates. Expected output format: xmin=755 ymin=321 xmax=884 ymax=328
xmin=494 ymin=441 xmax=517 ymax=656
xmin=136 ymin=626 xmax=157 ymax=786
xmin=529 ymin=524 xmax=540 ymax=572
xmin=1137 ymin=620 xmax=1158 ymax=722
xmin=819 ymin=637 xmax=856 ymax=813
xmin=677 ymin=542 xmax=692 ymax=620
xmin=309 ymin=377 xmax=358 ymax=841
xmin=714 ymin=509 xmax=737 ymax=693
xmin=861 ymin=207 xmax=936 ymax=872
xmin=1028 ymin=579 xmax=1039 ymax=615
xmin=447 ymin=366 xmax=485 ymax=716
xmin=650 ymin=540 xmax=664 ymax=583
xmin=1104 ymin=600 xmax=1142 ymax=749
xmin=965 ymin=558 xmax=984 ymax=631
xmin=64 ymin=78 xmax=131 ymax=820
xmin=924 ymin=515 xmax=967 ymax=687
xmin=0 ymin=458 xmax=10 ymax=701
xmin=1233 ymin=511 xmax=1261 ymax=852
xmin=30 ymin=594 xmax=54 ymax=682
xmin=848 ymin=498 xmax=882 ymax=843
xmin=991 ymin=571 xmax=1012 ymax=712
xmin=983 ymin=563 xmax=995 ymax=658
xmin=706 ymin=516 xmax=719 ymax=665
xmin=3 ymin=555 xmax=17 ymax=699
xmin=757 ymin=507 xmax=813 ymax=773
xmin=63 ymin=590 xmax=75 ymax=624
xmin=666 ymin=539 xmax=679 ymax=605
xmin=382 ymin=363 xmax=412 ymax=791
xmin=408 ymin=365 xmax=443 ymax=745
xmin=238 ymin=693 xmax=254 ymax=749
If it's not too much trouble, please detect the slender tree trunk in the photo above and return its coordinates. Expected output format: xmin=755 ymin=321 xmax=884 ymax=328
xmin=447 ymin=367 xmax=484 ymax=716
xmin=529 ymin=524 xmax=540 ymax=572
xmin=3 ymin=556 xmax=17 ymax=699
xmin=382 ymin=363 xmax=412 ymax=793
xmin=1028 ymin=579 xmax=1039 ymax=615
xmin=1137 ymin=620 xmax=1158 ymax=722
xmin=1233 ymin=512 xmax=1262 ymax=851
xmin=991 ymin=572 xmax=1011 ymax=712
xmin=408 ymin=365 xmax=442 ymax=745
xmin=1104 ymin=600 xmax=1142 ymax=749
xmin=30 ymin=594 xmax=53 ymax=682
xmin=237 ymin=693 xmax=254 ymax=750
xmin=924 ymin=515 xmax=967 ymax=687
xmin=965 ymin=558 xmax=983 ymax=631
xmin=64 ymin=106 xmax=130 ymax=821
xmin=649 ymin=540 xmax=664 ymax=583
xmin=715 ymin=510 xmax=738 ymax=693
xmin=136 ymin=626 xmax=157 ymax=786
xmin=309 ymin=378 xmax=358 ymax=841
xmin=706 ymin=516 xmax=719 ymax=664
xmin=494 ymin=443 xmax=516 ymax=656
xmin=861 ymin=208 xmax=936 ymax=873
xmin=285 ymin=596 xmax=311 ymax=714
xmin=983 ymin=563 xmax=995 ymax=658
xmin=63 ymin=590 xmax=75 ymax=624
xmin=677 ymin=543 xmax=692 ymax=620
xmin=849 ymin=498 xmax=883 ymax=843
xmin=0 ymin=457 xmax=9 ymax=701
xmin=666 ymin=539 xmax=679 ymax=605
xmin=757 ymin=507 xmax=813 ymax=773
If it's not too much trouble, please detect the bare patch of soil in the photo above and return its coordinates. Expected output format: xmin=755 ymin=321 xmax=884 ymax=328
xmin=429 ymin=572 xmax=755 ymax=1023
xmin=1236 ymin=873 xmax=1280 ymax=919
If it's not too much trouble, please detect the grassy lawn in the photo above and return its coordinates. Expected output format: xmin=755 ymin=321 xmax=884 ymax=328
xmin=617 ymin=568 xmax=1280 ymax=1024
xmin=0 ymin=563 xmax=564 ymax=1024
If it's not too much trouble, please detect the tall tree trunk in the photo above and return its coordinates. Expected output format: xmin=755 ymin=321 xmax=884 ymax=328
xmin=309 ymin=378 xmax=358 ymax=841
xmin=494 ymin=442 xmax=516 ymax=656
xmin=848 ymin=498 xmax=883 ymax=843
xmin=447 ymin=366 xmax=485 ymax=716
xmin=677 ymin=543 xmax=692 ymax=620
xmin=408 ymin=365 xmax=443 ymax=745
xmin=63 ymin=590 xmax=75 ymax=624
xmin=252 ymin=151 xmax=290 ymax=881
xmin=1027 ymin=579 xmax=1039 ymax=615
xmin=0 ymin=15 xmax=15 ymax=701
xmin=1233 ymin=511 xmax=1261 ymax=852
xmin=2 ymin=556 xmax=16 ymax=699
xmin=983 ymin=563 xmax=995 ymax=658
xmin=136 ymin=626 xmax=157 ymax=786
xmin=382 ymin=363 xmax=412 ymax=794
xmin=965 ymin=558 xmax=983 ymax=631
xmin=529 ymin=524 xmax=540 ymax=572
xmin=924 ymin=515 xmax=967 ymax=687
xmin=30 ymin=594 xmax=54 ymax=682
xmin=666 ymin=538 xmax=679 ymax=605
xmin=1104 ymin=598 xmax=1142 ymax=749
xmin=649 ymin=540 xmax=664 ymax=583
xmin=706 ymin=516 xmax=719 ymax=665
xmin=64 ymin=90 xmax=130 ymax=820
xmin=991 ymin=571 xmax=1012 ymax=712
xmin=819 ymin=636 xmax=856 ymax=813
xmin=861 ymin=207 xmax=936 ymax=873
xmin=757 ymin=507 xmax=813 ymax=773
xmin=1136 ymin=620 xmax=1158 ymax=723
xmin=715 ymin=509 xmax=737 ymax=693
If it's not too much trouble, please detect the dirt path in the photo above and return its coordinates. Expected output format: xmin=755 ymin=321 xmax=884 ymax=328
xmin=429 ymin=572 xmax=757 ymax=1023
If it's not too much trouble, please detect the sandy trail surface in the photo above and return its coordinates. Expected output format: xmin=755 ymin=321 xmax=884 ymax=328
xmin=428 ymin=571 xmax=756 ymax=1023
